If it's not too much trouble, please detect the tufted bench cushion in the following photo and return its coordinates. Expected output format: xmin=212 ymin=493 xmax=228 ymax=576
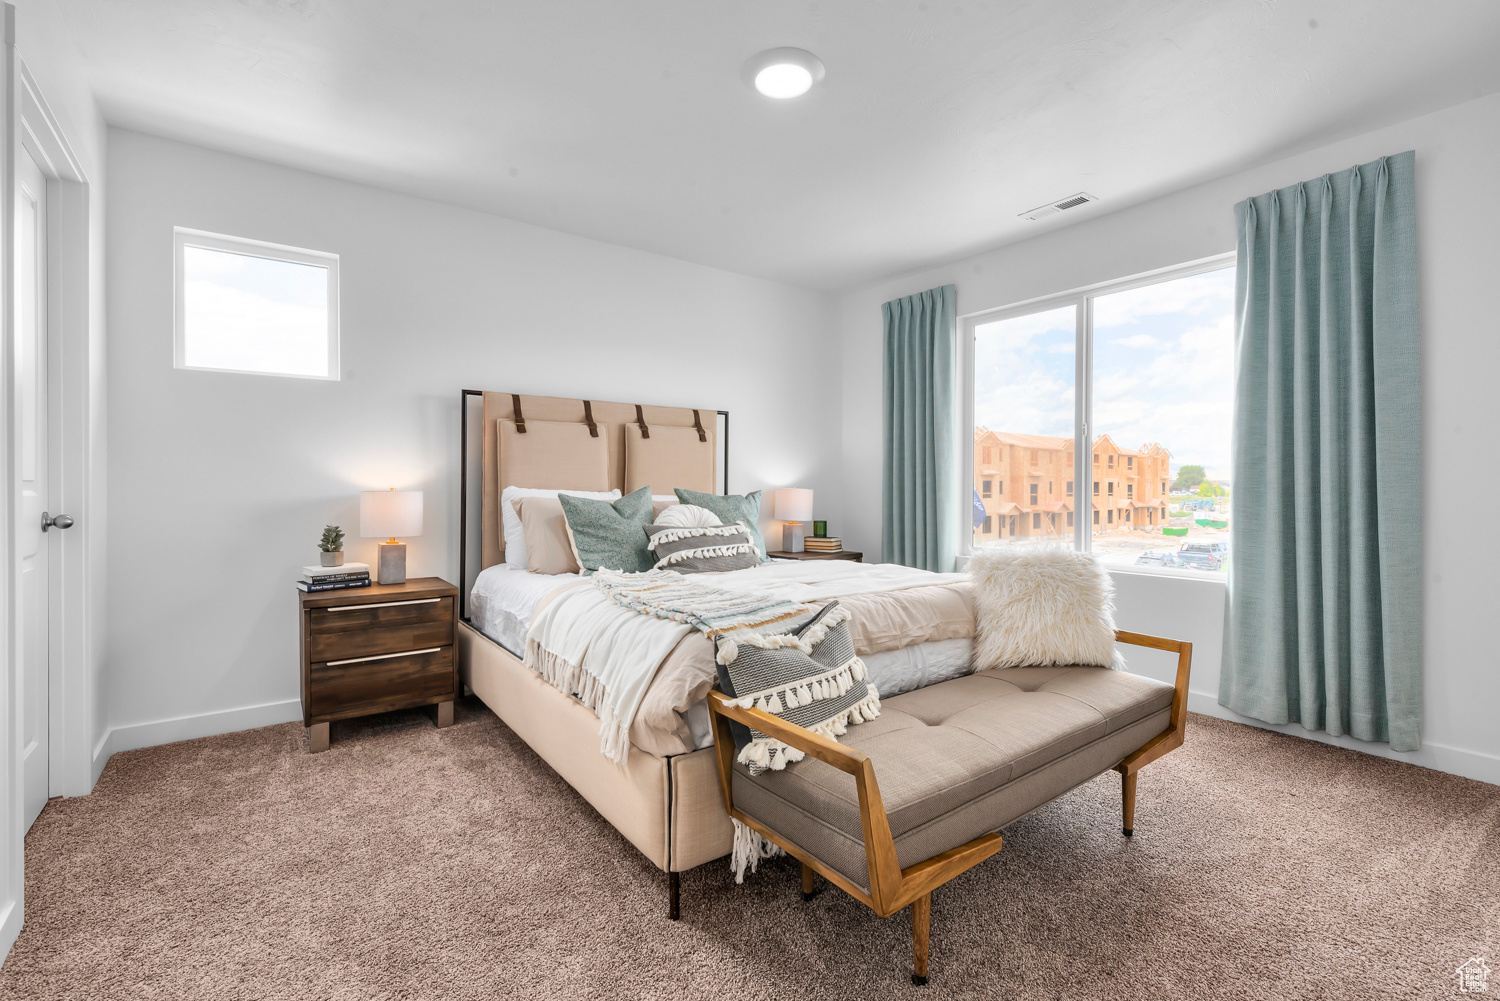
xmin=730 ymin=666 xmax=1174 ymax=891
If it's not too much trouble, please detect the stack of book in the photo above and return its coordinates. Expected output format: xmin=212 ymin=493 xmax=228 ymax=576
xmin=802 ymin=537 xmax=843 ymax=553
xmin=296 ymin=563 xmax=372 ymax=592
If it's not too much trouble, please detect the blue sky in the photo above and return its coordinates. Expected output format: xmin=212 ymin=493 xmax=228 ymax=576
xmin=974 ymin=267 xmax=1235 ymax=480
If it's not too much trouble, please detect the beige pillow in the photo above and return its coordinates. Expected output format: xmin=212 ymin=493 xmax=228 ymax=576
xmin=511 ymin=497 xmax=582 ymax=575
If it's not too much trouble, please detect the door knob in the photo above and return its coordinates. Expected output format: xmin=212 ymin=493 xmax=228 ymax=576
xmin=41 ymin=512 xmax=74 ymax=532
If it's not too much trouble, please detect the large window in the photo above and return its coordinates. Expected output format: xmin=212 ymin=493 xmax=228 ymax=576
xmin=174 ymin=228 xmax=339 ymax=379
xmin=966 ymin=257 xmax=1235 ymax=574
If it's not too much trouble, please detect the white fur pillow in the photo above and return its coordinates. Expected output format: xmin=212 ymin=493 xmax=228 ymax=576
xmin=969 ymin=546 xmax=1123 ymax=670
xmin=654 ymin=503 xmax=721 ymax=528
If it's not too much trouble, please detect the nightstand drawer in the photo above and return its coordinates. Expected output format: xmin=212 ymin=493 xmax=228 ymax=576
xmin=308 ymin=596 xmax=455 ymax=661
xmin=307 ymin=646 xmax=455 ymax=718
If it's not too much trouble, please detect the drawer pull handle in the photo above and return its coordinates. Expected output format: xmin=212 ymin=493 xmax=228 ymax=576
xmin=325 ymin=598 xmax=443 ymax=612
xmin=326 ymin=647 xmax=443 ymax=668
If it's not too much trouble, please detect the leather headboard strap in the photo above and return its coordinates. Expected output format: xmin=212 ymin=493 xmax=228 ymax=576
xmin=635 ymin=404 xmax=650 ymax=439
xmin=512 ymin=394 xmax=527 ymax=433
xmin=582 ymin=400 xmax=598 ymax=438
xmin=691 ymin=409 xmax=706 ymax=443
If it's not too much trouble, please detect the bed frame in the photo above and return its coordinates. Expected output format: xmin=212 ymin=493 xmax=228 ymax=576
xmin=456 ymin=390 xmax=735 ymax=918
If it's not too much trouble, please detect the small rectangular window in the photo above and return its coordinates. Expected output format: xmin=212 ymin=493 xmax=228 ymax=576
xmin=1093 ymin=481 xmax=1100 ymax=496
xmin=1127 ymin=484 xmax=1134 ymax=499
xmin=1127 ymin=456 xmax=1134 ymax=469
xmin=1093 ymin=510 xmax=1100 ymax=525
xmin=1108 ymin=482 xmax=1114 ymax=496
xmin=1066 ymin=481 xmax=1074 ymax=495
xmin=982 ymin=515 xmax=992 ymax=533
xmin=1107 ymin=454 xmax=1114 ymax=469
xmin=997 ymin=480 xmax=1003 ymax=494
xmin=1067 ymin=512 xmax=1074 ymax=527
xmin=175 ymin=228 xmax=339 ymax=379
xmin=982 ymin=479 xmax=993 ymax=497
xmin=1029 ymin=484 xmax=1038 ymax=504
xmin=1107 ymin=510 xmax=1114 ymax=524
xmin=1032 ymin=512 xmax=1041 ymax=529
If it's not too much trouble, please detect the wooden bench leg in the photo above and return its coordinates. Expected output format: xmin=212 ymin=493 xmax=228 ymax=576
xmin=308 ymin=722 xmax=329 ymax=753
xmin=801 ymin=863 xmax=817 ymax=902
xmin=911 ymin=893 xmax=931 ymax=986
xmin=1121 ymin=770 xmax=1137 ymax=837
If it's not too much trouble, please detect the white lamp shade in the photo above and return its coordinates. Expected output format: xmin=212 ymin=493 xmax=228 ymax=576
xmin=360 ymin=489 xmax=423 ymax=538
xmin=774 ymin=487 xmax=814 ymax=523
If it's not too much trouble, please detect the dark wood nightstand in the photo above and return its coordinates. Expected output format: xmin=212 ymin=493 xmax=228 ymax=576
xmin=768 ymin=550 xmax=864 ymax=563
xmin=298 ymin=576 xmax=458 ymax=752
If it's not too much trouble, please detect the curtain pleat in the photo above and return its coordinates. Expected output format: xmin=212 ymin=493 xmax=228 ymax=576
xmin=1222 ymin=151 xmax=1422 ymax=750
xmin=882 ymin=285 xmax=957 ymax=572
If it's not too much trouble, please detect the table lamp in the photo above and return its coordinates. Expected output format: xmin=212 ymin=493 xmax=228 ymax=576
xmin=774 ymin=487 xmax=814 ymax=553
xmin=361 ymin=489 xmax=423 ymax=584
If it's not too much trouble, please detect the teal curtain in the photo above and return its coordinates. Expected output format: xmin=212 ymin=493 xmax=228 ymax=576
xmin=1222 ymin=151 xmax=1422 ymax=751
xmin=882 ymin=284 xmax=957 ymax=571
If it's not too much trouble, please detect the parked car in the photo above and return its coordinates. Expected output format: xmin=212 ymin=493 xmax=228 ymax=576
xmin=1175 ymin=542 xmax=1227 ymax=570
xmin=1135 ymin=551 xmax=1181 ymax=567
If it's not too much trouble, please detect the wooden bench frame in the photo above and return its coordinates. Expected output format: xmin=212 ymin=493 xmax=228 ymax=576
xmin=707 ymin=630 xmax=1193 ymax=985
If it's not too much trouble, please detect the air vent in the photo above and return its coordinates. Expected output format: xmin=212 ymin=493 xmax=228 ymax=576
xmin=1019 ymin=192 xmax=1098 ymax=222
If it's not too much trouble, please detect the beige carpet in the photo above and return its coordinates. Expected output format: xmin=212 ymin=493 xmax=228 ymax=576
xmin=1 ymin=701 xmax=1495 ymax=1000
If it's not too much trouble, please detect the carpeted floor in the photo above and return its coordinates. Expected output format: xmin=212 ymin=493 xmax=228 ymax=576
xmin=0 ymin=701 xmax=1495 ymax=1000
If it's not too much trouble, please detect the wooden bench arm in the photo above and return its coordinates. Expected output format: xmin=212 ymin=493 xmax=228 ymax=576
xmin=1113 ymin=629 xmax=1193 ymax=772
xmin=705 ymin=689 xmax=868 ymax=775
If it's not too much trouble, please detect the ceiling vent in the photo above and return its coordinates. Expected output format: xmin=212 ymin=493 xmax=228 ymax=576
xmin=1019 ymin=192 xmax=1098 ymax=222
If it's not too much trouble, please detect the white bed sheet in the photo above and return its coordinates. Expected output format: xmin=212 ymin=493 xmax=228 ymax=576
xmin=470 ymin=563 xmax=578 ymax=656
xmin=468 ymin=562 xmax=975 ymax=750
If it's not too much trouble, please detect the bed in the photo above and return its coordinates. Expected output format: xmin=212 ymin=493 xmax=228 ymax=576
xmin=456 ymin=391 xmax=976 ymax=917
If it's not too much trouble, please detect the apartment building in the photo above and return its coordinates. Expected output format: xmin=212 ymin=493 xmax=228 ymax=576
xmin=973 ymin=427 xmax=1170 ymax=543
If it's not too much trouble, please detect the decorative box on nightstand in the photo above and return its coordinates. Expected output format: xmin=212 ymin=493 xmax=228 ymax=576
xmin=298 ymin=577 xmax=458 ymax=753
xmin=767 ymin=550 xmax=863 ymax=563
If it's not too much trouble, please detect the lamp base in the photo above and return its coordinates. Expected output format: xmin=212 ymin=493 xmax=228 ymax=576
xmin=782 ymin=523 xmax=805 ymax=553
xmin=377 ymin=542 xmax=407 ymax=585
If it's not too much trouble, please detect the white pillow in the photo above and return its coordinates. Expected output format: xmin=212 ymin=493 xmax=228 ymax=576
xmin=501 ymin=486 xmax=620 ymax=568
xmin=968 ymin=545 xmax=1124 ymax=671
xmin=655 ymin=503 xmax=722 ymax=528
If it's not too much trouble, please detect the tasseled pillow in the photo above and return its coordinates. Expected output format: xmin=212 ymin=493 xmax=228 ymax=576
xmin=713 ymin=601 xmax=881 ymax=775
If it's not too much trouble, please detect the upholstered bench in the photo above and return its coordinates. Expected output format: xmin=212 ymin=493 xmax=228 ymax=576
xmin=707 ymin=630 xmax=1191 ymax=985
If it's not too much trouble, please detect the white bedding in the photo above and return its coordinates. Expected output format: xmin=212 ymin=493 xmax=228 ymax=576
xmin=469 ymin=560 xmax=974 ymax=752
xmin=470 ymin=563 xmax=578 ymax=655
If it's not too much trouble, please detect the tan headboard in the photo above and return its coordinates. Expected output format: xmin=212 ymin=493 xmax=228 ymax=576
xmin=480 ymin=392 xmax=720 ymax=571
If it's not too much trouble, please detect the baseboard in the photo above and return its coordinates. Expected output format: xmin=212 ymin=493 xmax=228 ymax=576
xmin=96 ymin=699 xmax=303 ymax=765
xmin=1187 ymin=690 xmax=1500 ymax=787
xmin=0 ymin=897 xmax=20 ymax=971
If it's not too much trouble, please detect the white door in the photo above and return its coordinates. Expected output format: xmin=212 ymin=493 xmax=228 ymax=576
xmin=17 ymin=144 xmax=51 ymax=830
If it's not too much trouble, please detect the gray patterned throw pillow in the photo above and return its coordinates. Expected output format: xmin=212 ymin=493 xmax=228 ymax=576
xmin=714 ymin=601 xmax=881 ymax=774
xmin=643 ymin=523 xmax=762 ymax=573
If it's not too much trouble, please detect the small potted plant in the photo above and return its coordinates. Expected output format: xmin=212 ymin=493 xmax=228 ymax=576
xmin=319 ymin=525 xmax=345 ymax=567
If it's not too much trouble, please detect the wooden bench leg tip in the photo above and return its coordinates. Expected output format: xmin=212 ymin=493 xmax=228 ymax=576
xmin=911 ymin=975 xmax=928 ymax=987
xmin=1123 ymin=828 xmax=1133 ymax=837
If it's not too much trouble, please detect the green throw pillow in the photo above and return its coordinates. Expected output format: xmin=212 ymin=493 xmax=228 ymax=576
xmin=673 ymin=488 xmax=768 ymax=561
xmin=559 ymin=486 xmax=655 ymax=573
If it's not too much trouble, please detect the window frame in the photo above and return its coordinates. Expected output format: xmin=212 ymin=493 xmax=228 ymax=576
xmin=173 ymin=226 xmax=341 ymax=381
xmin=958 ymin=251 xmax=1234 ymax=564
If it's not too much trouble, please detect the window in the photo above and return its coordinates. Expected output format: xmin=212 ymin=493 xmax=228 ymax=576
xmin=996 ymin=480 xmax=1003 ymax=494
xmin=982 ymin=479 xmax=993 ymax=497
xmin=174 ymin=228 xmax=339 ymax=379
xmin=1067 ymin=512 xmax=1074 ymax=527
xmin=982 ymin=515 xmax=992 ymax=533
xmin=1032 ymin=513 xmax=1041 ymax=529
xmin=1029 ymin=483 xmax=1038 ymax=505
xmin=966 ymin=258 xmax=1234 ymax=572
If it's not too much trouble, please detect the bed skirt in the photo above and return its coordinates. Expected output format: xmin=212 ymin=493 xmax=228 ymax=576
xmin=457 ymin=619 xmax=734 ymax=872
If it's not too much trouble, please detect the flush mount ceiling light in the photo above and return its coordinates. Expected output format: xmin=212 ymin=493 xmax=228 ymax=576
xmin=743 ymin=47 xmax=825 ymax=99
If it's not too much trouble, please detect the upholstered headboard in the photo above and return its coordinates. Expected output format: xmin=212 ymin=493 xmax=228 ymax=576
xmin=462 ymin=392 xmax=726 ymax=596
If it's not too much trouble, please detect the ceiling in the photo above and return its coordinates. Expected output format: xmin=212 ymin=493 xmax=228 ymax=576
xmin=55 ymin=0 xmax=1500 ymax=291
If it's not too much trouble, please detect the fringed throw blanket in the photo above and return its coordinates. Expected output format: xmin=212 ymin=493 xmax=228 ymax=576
xmin=526 ymin=569 xmax=823 ymax=764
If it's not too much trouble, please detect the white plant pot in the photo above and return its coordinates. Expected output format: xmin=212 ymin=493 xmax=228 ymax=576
xmin=320 ymin=551 xmax=345 ymax=567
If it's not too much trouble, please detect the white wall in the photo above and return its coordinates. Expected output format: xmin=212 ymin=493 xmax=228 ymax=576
xmin=102 ymin=128 xmax=839 ymax=751
xmin=837 ymin=91 xmax=1500 ymax=784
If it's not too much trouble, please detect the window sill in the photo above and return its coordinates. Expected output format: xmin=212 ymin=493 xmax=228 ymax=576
xmin=1103 ymin=564 xmax=1227 ymax=584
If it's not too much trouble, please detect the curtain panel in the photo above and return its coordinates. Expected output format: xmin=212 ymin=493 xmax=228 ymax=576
xmin=1222 ymin=150 xmax=1422 ymax=751
xmin=882 ymin=284 xmax=958 ymax=572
